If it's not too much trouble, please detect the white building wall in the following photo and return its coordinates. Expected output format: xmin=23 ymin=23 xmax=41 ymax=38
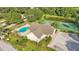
xmin=27 ymin=33 xmax=50 ymax=43
xmin=40 ymin=34 xmax=47 ymax=39
xmin=26 ymin=32 xmax=40 ymax=42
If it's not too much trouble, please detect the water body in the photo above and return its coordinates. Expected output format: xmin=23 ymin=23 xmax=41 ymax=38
xmin=19 ymin=26 xmax=30 ymax=32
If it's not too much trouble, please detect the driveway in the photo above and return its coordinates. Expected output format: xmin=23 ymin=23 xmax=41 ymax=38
xmin=0 ymin=40 xmax=16 ymax=51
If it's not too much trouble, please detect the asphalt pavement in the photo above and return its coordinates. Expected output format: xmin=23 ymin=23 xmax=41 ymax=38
xmin=0 ymin=40 xmax=16 ymax=51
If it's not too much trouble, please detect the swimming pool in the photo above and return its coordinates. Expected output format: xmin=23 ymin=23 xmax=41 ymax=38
xmin=19 ymin=26 xmax=30 ymax=32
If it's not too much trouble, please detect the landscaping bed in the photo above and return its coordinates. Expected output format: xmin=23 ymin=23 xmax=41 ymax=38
xmin=7 ymin=33 xmax=55 ymax=51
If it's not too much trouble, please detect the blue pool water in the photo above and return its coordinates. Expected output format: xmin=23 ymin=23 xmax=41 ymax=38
xmin=19 ymin=26 xmax=30 ymax=32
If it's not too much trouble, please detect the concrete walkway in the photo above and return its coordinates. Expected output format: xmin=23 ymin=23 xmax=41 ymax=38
xmin=0 ymin=40 xmax=16 ymax=51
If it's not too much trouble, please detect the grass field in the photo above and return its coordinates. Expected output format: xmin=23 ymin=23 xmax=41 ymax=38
xmin=7 ymin=33 xmax=55 ymax=51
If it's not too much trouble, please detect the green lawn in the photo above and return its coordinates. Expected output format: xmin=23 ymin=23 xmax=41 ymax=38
xmin=7 ymin=33 xmax=55 ymax=51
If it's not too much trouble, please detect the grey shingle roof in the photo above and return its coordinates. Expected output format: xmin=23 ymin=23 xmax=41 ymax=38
xmin=30 ymin=23 xmax=54 ymax=38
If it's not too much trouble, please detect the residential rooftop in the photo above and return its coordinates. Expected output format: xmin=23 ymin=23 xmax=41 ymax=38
xmin=30 ymin=23 xmax=55 ymax=38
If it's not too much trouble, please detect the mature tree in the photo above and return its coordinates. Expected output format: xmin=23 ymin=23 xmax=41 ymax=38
xmin=25 ymin=8 xmax=44 ymax=22
xmin=6 ymin=10 xmax=21 ymax=23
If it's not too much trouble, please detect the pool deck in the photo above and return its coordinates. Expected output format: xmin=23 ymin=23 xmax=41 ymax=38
xmin=12 ymin=24 xmax=30 ymax=36
xmin=16 ymin=24 xmax=30 ymax=31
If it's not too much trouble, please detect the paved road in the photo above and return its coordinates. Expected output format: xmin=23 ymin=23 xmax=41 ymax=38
xmin=0 ymin=40 xmax=16 ymax=51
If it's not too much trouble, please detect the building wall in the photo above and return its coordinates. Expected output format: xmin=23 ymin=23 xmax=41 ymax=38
xmin=26 ymin=32 xmax=50 ymax=43
xmin=27 ymin=32 xmax=40 ymax=42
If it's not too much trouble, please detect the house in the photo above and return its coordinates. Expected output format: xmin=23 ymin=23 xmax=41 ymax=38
xmin=0 ymin=19 xmax=7 ymax=27
xmin=21 ymin=14 xmax=34 ymax=19
xmin=14 ymin=23 xmax=56 ymax=42
xmin=4 ymin=24 xmax=16 ymax=29
xmin=0 ymin=32 xmax=5 ymax=40
xmin=48 ymin=32 xmax=79 ymax=51
xmin=21 ymin=14 xmax=26 ymax=19
xmin=0 ymin=19 xmax=6 ymax=24
xmin=26 ymin=23 xmax=56 ymax=42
